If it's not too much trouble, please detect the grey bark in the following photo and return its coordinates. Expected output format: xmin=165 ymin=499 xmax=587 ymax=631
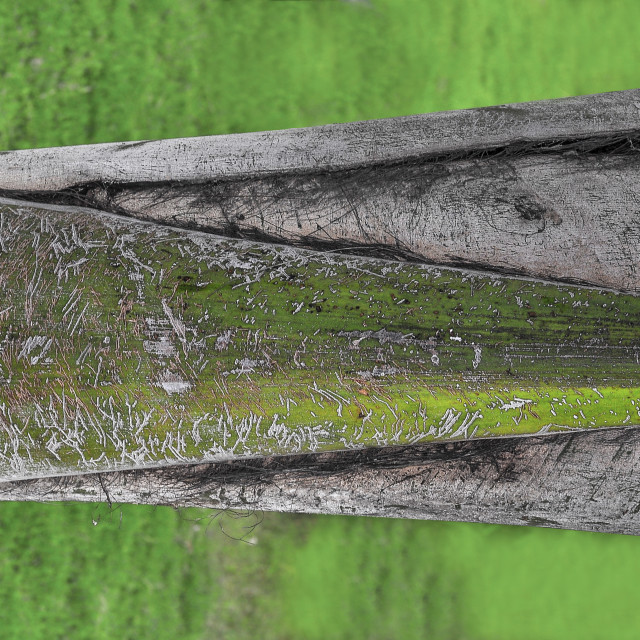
xmin=1 ymin=89 xmax=640 ymax=534
xmin=2 ymin=426 xmax=640 ymax=536
xmin=1 ymin=89 xmax=640 ymax=292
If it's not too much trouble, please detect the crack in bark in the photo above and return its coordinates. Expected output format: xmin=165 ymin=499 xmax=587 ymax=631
xmin=1 ymin=131 xmax=639 ymax=289
xmin=4 ymin=130 xmax=639 ymax=204
xmin=4 ymin=426 xmax=640 ymax=535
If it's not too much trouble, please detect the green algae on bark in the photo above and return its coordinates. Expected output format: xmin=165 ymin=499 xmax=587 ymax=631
xmin=0 ymin=199 xmax=638 ymax=479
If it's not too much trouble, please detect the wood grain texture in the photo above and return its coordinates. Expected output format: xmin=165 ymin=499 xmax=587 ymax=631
xmin=1 ymin=90 xmax=639 ymax=534
xmin=1 ymin=89 xmax=640 ymax=292
xmin=3 ymin=426 xmax=640 ymax=535
xmin=104 ymin=151 xmax=640 ymax=293
xmin=2 ymin=89 xmax=639 ymax=185
xmin=2 ymin=197 xmax=637 ymax=481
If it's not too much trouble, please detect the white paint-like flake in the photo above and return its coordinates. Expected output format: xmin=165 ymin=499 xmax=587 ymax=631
xmin=143 ymin=337 xmax=176 ymax=357
xmin=501 ymin=397 xmax=533 ymax=411
xmin=158 ymin=380 xmax=191 ymax=394
xmin=472 ymin=345 xmax=482 ymax=369
xmin=161 ymin=298 xmax=187 ymax=346
xmin=17 ymin=335 xmax=53 ymax=364
xmin=215 ymin=329 xmax=233 ymax=351
xmin=228 ymin=358 xmax=268 ymax=376
xmin=450 ymin=410 xmax=483 ymax=439
xmin=155 ymin=371 xmax=192 ymax=395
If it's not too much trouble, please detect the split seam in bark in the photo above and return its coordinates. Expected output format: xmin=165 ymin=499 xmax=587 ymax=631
xmin=2 ymin=130 xmax=640 ymax=293
xmin=3 ymin=426 xmax=640 ymax=536
xmin=1 ymin=89 xmax=639 ymax=535
xmin=2 ymin=89 xmax=640 ymax=293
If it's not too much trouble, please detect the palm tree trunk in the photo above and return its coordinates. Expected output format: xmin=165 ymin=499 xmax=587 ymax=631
xmin=0 ymin=89 xmax=639 ymax=532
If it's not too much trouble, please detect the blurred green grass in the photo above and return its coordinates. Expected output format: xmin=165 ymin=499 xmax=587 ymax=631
xmin=265 ymin=515 xmax=640 ymax=640
xmin=0 ymin=502 xmax=215 ymax=640
xmin=1 ymin=0 xmax=639 ymax=150
xmin=1 ymin=0 xmax=640 ymax=638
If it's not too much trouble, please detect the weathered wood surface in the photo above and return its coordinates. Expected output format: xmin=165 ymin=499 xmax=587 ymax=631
xmin=1 ymin=89 xmax=640 ymax=292
xmin=3 ymin=426 xmax=640 ymax=536
xmin=0 ymin=196 xmax=638 ymax=481
xmin=1 ymin=89 xmax=639 ymax=533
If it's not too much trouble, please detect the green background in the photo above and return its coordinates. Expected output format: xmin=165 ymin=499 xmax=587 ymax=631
xmin=1 ymin=0 xmax=639 ymax=638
